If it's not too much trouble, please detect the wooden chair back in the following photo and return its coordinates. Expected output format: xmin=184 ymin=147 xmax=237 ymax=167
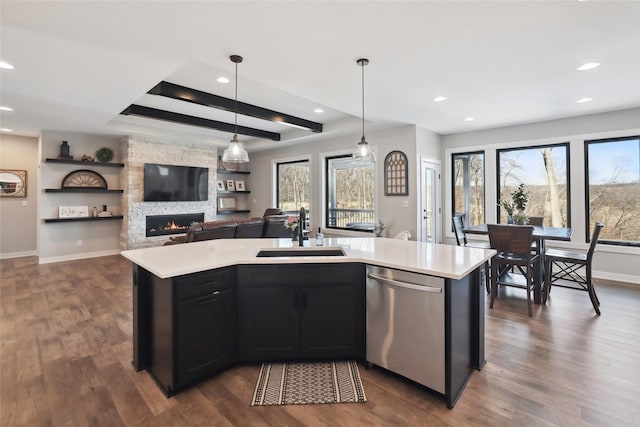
xmin=528 ymin=216 xmax=544 ymax=226
xmin=488 ymin=224 xmax=534 ymax=258
xmin=452 ymin=216 xmax=467 ymax=246
xmin=587 ymin=222 xmax=604 ymax=261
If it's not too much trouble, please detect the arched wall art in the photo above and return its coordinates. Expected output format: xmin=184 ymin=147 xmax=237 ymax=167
xmin=384 ymin=151 xmax=408 ymax=196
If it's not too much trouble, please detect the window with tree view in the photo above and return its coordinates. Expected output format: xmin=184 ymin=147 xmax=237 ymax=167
xmin=452 ymin=152 xmax=485 ymax=227
xmin=277 ymin=160 xmax=310 ymax=216
xmin=326 ymin=155 xmax=375 ymax=231
xmin=497 ymin=144 xmax=569 ymax=227
xmin=585 ymin=136 xmax=640 ymax=245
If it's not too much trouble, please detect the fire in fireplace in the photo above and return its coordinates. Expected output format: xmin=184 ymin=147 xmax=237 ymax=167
xmin=146 ymin=213 xmax=204 ymax=237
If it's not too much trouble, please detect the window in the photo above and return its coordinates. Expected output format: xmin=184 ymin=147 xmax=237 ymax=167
xmin=326 ymin=155 xmax=375 ymax=231
xmin=276 ymin=160 xmax=310 ymax=217
xmin=585 ymin=136 xmax=640 ymax=246
xmin=452 ymin=152 xmax=485 ymax=226
xmin=497 ymin=143 xmax=570 ymax=226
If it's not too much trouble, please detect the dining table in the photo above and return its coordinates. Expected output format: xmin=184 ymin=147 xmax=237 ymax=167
xmin=463 ymin=223 xmax=573 ymax=304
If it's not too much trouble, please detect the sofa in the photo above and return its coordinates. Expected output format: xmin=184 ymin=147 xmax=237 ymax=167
xmin=165 ymin=209 xmax=291 ymax=245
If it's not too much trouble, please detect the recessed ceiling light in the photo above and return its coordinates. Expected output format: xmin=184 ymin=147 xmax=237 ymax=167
xmin=216 ymin=76 xmax=230 ymax=84
xmin=0 ymin=128 xmax=12 ymax=132
xmin=0 ymin=106 xmax=13 ymax=111
xmin=577 ymin=97 xmax=593 ymax=103
xmin=433 ymin=96 xmax=447 ymax=102
xmin=0 ymin=61 xmax=15 ymax=70
xmin=464 ymin=117 xmax=475 ymax=122
xmin=314 ymin=108 xmax=324 ymax=113
xmin=576 ymin=62 xmax=600 ymax=71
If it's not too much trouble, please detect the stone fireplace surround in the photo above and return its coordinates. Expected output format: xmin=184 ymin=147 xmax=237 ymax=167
xmin=121 ymin=136 xmax=218 ymax=250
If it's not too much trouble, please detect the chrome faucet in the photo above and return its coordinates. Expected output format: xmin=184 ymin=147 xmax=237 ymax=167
xmin=299 ymin=207 xmax=306 ymax=246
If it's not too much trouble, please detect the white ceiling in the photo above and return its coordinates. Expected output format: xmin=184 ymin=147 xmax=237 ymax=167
xmin=1 ymin=1 xmax=639 ymax=152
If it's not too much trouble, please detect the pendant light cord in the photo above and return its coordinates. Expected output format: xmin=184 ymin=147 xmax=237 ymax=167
xmin=361 ymin=60 xmax=365 ymax=139
xmin=234 ymin=60 xmax=238 ymax=135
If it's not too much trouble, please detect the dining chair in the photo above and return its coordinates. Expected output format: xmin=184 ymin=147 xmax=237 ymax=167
xmin=527 ymin=216 xmax=544 ymax=252
xmin=527 ymin=216 xmax=544 ymax=226
xmin=543 ymin=222 xmax=604 ymax=315
xmin=452 ymin=216 xmax=490 ymax=248
xmin=452 ymin=215 xmax=491 ymax=293
xmin=488 ymin=224 xmax=539 ymax=317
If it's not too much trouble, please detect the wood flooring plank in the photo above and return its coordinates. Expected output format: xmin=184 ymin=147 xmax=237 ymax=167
xmin=1 ymin=255 xmax=640 ymax=427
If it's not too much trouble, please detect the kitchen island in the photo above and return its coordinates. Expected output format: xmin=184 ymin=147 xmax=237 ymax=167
xmin=121 ymin=237 xmax=494 ymax=408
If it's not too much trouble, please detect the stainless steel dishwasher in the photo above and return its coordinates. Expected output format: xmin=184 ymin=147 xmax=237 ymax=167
xmin=366 ymin=265 xmax=445 ymax=394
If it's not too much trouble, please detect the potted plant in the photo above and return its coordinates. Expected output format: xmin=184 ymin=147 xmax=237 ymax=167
xmin=511 ymin=183 xmax=530 ymax=224
xmin=501 ymin=200 xmax=515 ymax=224
xmin=374 ymin=220 xmax=385 ymax=237
xmin=284 ymin=216 xmax=300 ymax=240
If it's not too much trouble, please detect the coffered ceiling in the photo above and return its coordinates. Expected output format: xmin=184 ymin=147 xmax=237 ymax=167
xmin=1 ymin=1 xmax=639 ymax=151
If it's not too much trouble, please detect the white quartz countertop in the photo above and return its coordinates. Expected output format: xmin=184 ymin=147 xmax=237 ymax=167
xmin=121 ymin=237 xmax=494 ymax=281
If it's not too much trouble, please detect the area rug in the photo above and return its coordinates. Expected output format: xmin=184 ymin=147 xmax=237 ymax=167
xmin=251 ymin=361 xmax=367 ymax=406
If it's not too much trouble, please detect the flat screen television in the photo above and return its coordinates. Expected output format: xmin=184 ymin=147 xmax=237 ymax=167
xmin=143 ymin=163 xmax=208 ymax=202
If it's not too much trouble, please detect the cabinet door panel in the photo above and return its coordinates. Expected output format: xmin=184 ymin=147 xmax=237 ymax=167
xmin=176 ymin=287 xmax=236 ymax=387
xmin=238 ymin=285 xmax=300 ymax=361
xmin=301 ymin=283 xmax=364 ymax=360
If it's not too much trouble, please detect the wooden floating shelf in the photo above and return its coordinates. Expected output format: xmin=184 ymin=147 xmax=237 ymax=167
xmin=45 ymin=158 xmax=124 ymax=168
xmin=217 ymin=170 xmax=250 ymax=175
xmin=45 ymin=188 xmax=124 ymax=193
xmin=44 ymin=215 xmax=124 ymax=223
xmin=216 ymin=210 xmax=250 ymax=214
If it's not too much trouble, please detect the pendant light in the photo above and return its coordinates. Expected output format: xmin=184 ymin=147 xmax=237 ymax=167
xmin=222 ymin=54 xmax=249 ymax=163
xmin=352 ymin=58 xmax=375 ymax=164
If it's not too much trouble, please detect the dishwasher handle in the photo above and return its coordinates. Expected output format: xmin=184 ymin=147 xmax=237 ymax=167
xmin=367 ymin=273 xmax=442 ymax=293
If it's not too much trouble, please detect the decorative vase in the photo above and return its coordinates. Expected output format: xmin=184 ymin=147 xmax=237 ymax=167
xmin=291 ymin=226 xmax=298 ymax=241
xmin=507 ymin=214 xmax=514 ymax=224
xmin=59 ymin=140 xmax=72 ymax=159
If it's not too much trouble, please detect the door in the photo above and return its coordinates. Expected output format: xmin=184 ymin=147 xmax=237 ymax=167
xmin=420 ymin=159 xmax=441 ymax=243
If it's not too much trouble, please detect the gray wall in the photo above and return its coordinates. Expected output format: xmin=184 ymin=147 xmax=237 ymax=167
xmin=442 ymin=107 xmax=640 ymax=284
xmin=248 ymin=124 xmax=437 ymax=239
xmin=0 ymin=134 xmax=38 ymax=258
xmin=38 ymin=131 xmax=123 ymax=263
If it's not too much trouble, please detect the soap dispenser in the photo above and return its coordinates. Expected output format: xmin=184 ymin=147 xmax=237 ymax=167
xmin=315 ymin=227 xmax=324 ymax=246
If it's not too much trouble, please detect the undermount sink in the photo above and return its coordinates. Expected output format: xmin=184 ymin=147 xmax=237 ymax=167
xmin=256 ymin=247 xmax=346 ymax=257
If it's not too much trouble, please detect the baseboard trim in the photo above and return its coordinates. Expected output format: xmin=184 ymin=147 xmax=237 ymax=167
xmin=38 ymin=249 xmax=121 ymax=264
xmin=594 ymin=270 xmax=640 ymax=285
xmin=0 ymin=250 xmax=38 ymax=260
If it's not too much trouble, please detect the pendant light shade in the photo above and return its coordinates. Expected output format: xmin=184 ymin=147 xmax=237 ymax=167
xmin=222 ymin=54 xmax=249 ymax=163
xmin=352 ymin=58 xmax=375 ymax=164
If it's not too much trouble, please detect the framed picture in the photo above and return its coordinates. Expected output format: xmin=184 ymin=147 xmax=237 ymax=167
xmin=226 ymin=180 xmax=235 ymax=191
xmin=0 ymin=169 xmax=27 ymax=197
xmin=59 ymin=206 xmax=89 ymax=218
xmin=217 ymin=180 xmax=225 ymax=191
xmin=218 ymin=197 xmax=236 ymax=210
xmin=235 ymin=180 xmax=245 ymax=191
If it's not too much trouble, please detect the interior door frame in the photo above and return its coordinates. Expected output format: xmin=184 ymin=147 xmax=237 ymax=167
xmin=419 ymin=157 xmax=442 ymax=243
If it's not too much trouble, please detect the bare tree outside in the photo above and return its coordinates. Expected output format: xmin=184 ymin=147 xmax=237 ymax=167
xmin=277 ymin=161 xmax=310 ymax=212
xmin=587 ymin=137 xmax=640 ymax=243
xmin=453 ymin=152 xmax=485 ymax=226
xmin=497 ymin=144 xmax=569 ymax=227
xmin=327 ymin=156 xmax=375 ymax=229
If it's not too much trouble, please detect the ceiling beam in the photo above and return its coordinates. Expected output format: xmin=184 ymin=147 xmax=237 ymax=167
xmin=120 ymin=105 xmax=281 ymax=141
xmin=148 ymin=81 xmax=323 ymax=133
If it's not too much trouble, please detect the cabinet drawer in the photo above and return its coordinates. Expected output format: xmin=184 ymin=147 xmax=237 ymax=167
xmin=239 ymin=263 xmax=363 ymax=287
xmin=175 ymin=268 xmax=234 ymax=301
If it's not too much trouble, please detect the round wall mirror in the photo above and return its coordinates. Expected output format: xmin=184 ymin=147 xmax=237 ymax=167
xmin=0 ymin=169 xmax=27 ymax=197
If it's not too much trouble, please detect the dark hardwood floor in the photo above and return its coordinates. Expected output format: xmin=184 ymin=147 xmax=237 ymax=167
xmin=1 ymin=255 xmax=639 ymax=426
